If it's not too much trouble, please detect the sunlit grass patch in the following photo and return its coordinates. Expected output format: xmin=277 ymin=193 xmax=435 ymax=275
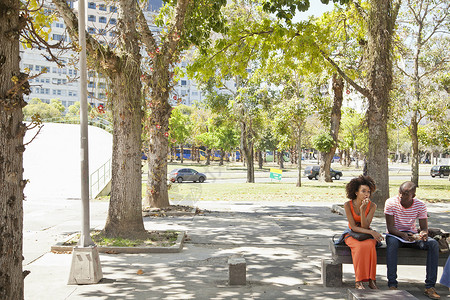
xmin=63 ymin=230 xmax=179 ymax=247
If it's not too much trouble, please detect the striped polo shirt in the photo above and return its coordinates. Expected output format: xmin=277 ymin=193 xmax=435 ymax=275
xmin=384 ymin=195 xmax=427 ymax=233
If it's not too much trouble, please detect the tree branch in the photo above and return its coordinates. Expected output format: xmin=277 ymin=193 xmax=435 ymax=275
xmin=51 ymin=0 xmax=109 ymax=66
xmin=352 ymin=0 xmax=368 ymax=23
xmin=315 ymin=45 xmax=370 ymax=98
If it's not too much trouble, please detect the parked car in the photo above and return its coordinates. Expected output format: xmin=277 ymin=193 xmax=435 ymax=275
xmin=168 ymin=168 xmax=207 ymax=183
xmin=430 ymin=165 xmax=450 ymax=178
xmin=304 ymin=165 xmax=343 ymax=180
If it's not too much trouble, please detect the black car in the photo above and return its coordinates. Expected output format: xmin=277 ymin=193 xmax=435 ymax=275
xmin=168 ymin=168 xmax=207 ymax=183
xmin=304 ymin=165 xmax=343 ymax=180
xmin=430 ymin=165 xmax=450 ymax=178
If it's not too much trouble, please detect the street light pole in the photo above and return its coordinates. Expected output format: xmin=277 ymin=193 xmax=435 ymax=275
xmin=78 ymin=0 xmax=94 ymax=248
xmin=68 ymin=0 xmax=102 ymax=284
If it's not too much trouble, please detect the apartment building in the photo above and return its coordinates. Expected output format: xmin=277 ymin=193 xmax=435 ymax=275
xmin=20 ymin=0 xmax=211 ymax=110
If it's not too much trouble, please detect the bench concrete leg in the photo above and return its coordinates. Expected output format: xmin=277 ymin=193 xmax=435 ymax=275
xmin=322 ymin=259 xmax=342 ymax=287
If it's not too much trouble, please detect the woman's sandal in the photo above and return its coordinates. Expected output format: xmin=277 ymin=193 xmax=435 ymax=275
xmin=355 ymin=282 xmax=365 ymax=289
xmin=368 ymin=280 xmax=378 ymax=289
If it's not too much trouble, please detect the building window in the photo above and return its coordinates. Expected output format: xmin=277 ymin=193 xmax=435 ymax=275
xmin=88 ymin=2 xmax=96 ymax=9
xmin=99 ymin=16 xmax=107 ymax=24
xmin=88 ymin=27 xmax=96 ymax=34
xmin=109 ymin=18 xmax=117 ymax=25
xmin=98 ymin=29 xmax=106 ymax=35
xmin=88 ymin=92 xmax=94 ymax=98
xmin=24 ymin=64 xmax=33 ymax=71
xmin=98 ymin=4 xmax=106 ymax=11
xmin=98 ymin=82 xmax=106 ymax=89
xmin=88 ymin=82 xmax=96 ymax=88
xmin=35 ymin=65 xmax=49 ymax=72
xmin=181 ymin=80 xmax=187 ymax=86
xmin=98 ymin=93 xmax=106 ymax=99
xmin=68 ymin=91 xmax=77 ymax=97
xmin=52 ymin=34 xmax=65 ymax=41
xmin=109 ymin=31 xmax=116 ymax=37
xmin=110 ymin=6 xmax=117 ymax=12
xmin=88 ymin=15 xmax=96 ymax=22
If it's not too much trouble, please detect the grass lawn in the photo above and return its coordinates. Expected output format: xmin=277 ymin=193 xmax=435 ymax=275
xmin=134 ymin=161 xmax=450 ymax=204
xmin=161 ymin=179 xmax=449 ymax=204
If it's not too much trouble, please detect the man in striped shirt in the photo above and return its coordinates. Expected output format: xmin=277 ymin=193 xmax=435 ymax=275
xmin=385 ymin=181 xmax=440 ymax=299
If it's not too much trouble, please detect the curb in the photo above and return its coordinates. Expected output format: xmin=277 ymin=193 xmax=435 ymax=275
xmin=142 ymin=207 xmax=197 ymax=217
xmin=51 ymin=231 xmax=185 ymax=254
xmin=331 ymin=204 xmax=344 ymax=215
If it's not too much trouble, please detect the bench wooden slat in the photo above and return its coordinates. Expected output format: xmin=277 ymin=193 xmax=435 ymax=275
xmin=330 ymin=239 xmax=448 ymax=266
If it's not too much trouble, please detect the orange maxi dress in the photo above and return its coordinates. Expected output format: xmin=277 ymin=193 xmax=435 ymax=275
xmin=344 ymin=202 xmax=377 ymax=282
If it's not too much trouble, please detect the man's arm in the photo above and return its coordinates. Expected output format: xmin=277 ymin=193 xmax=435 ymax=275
xmin=418 ymin=218 xmax=428 ymax=240
xmin=385 ymin=214 xmax=414 ymax=241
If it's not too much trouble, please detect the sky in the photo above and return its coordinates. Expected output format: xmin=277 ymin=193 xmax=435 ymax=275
xmin=293 ymin=1 xmax=335 ymax=21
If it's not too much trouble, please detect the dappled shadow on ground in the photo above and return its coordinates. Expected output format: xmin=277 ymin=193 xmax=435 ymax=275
xmin=71 ymin=204 xmax=450 ymax=299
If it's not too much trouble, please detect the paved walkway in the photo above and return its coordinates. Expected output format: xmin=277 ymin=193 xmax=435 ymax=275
xmin=22 ymin=123 xmax=450 ymax=299
xmin=23 ymin=199 xmax=450 ymax=300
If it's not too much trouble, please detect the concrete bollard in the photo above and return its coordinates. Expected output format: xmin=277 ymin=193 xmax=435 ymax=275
xmin=68 ymin=246 xmax=103 ymax=285
xmin=321 ymin=259 xmax=342 ymax=287
xmin=228 ymin=255 xmax=246 ymax=285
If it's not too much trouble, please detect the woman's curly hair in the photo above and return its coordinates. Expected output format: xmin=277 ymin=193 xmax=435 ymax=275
xmin=345 ymin=175 xmax=376 ymax=200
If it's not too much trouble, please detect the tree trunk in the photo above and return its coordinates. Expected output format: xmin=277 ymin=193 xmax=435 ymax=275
xmin=410 ymin=114 xmax=419 ymax=186
xmin=219 ymin=148 xmax=224 ymax=166
xmin=366 ymin=0 xmax=396 ymax=209
xmin=206 ymin=148 xmax=211 ymax=165
xmin=0 ymin=1 xmax=26 ymax=296
xmin=321 ymin=74 xmax=344 ymax=182
xmin=296 ymin=129 xmax=302 ymax=187
xmin=144 ymin=96 xmax=171 ymax=208
xmin=104 ymin=77 xmax=145 ymax=236
xmin=240 ymin=120 xmax=254 ymax=182
xmin=102 ymin=0 xmax=146 ymax=237
xmin=279 ymin=150 xmax=284 ymax=169
xmin=319 ymin=152 xmax=332 ymax=182
xmin=258 ymin=150 xmax=263 ymax=169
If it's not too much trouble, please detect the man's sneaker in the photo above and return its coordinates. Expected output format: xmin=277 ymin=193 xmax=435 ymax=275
xmin=424 ymin=287 xmax=440 ymax=299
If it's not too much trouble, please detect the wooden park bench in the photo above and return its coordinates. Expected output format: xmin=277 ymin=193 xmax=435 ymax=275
xmin=322 ymin=239 xmax=449 ymax=287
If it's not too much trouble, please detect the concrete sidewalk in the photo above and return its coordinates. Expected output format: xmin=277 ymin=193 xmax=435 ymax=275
xmin=23 ymin=200 xmax=450 ymax=300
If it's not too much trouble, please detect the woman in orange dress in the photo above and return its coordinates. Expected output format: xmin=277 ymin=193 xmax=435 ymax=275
xmin=343 ymin=175 xmax=384 ymax=289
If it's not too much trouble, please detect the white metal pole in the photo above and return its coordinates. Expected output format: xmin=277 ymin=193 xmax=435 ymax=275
xmin=78 ymin=0 xmax=94 ymax=247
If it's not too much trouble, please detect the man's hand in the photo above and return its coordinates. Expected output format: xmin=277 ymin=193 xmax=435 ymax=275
xmin=401 ymin=232 xmax=415 ymax=242
xmin=419 ymin=230 xmax=428 ymax=241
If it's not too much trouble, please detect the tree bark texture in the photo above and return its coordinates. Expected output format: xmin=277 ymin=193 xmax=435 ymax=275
xmin=258 ymin=150 xmax=263 ymax=169
xmin=296 ymin=129 xmax=302 ymax=187
xmin=278 ymin=151 xmax=284 ymax=169
xmin=240 ymin=119 xmax=254 ymax=183
xmin=103 ymin=0 xmax=146 ymax=237
xmin=410 ymin=113 xmax=419 ymax=186
xmin=144 ymin=100 xmax=171 ymax=208
xmin=320 ymin=74 xmax=344 ymax=182
xmin=0 ymin=0 xmax=26 ymax=297
xmin=366 ymin=0 xmax=396 ymax=209
xmin=219 ymin=148 xmax=224 ymax=166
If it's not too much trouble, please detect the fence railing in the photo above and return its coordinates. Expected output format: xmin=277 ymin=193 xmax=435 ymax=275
xmin=25 ymin=116 xmax=113 ymax=133
xmin=89 ymin=158 xmax=111 ymax=199
xmin=26 ymin=116 xmax=113 ymax=199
